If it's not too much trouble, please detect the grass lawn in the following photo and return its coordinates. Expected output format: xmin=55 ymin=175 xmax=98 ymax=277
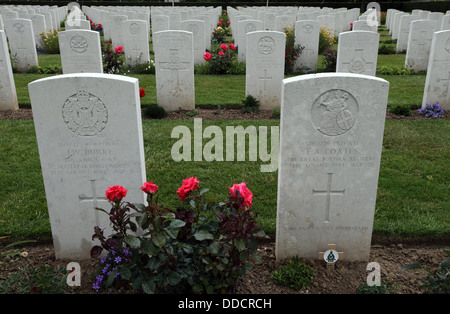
xmin=1 ymin=26 xmax=448 ymax=243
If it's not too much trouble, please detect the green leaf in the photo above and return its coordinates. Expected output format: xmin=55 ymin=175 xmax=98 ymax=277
xmin=124 ymin=235 xmax=141 ymax=248
xmin=234 ymin=238 xmax=245 ymax=251
xmin=199 ymin=188 xmax=210 ymax=196
xmin=194 ymin=230 xmax=214 ymax=241
xmin=105 ymin=270 xmax=117 ymax=287
xmin=207 ymin=241 xmax=220 ymax=255
xmin=401 ymin=263 xmax=422 ymax=270
xmin=193 ymin=284 xmax=204 ymax=293
xmin=147 ymin=257 xmax=161 ymax=271
xmin=118 ymin=266 xmax=131 ymax=280
xmin=141 ymin=239 xmax=160 ymax=255
xmin=189 ymin=199 xmax=196 ymax=209
xmin=169 ymin=219 xmax=186 ymax=229
xmin=166 ymin=271 xmax=181 ymax=285
xmin=142 ymin=281 xmax=156 ymax=294
xmin=152 ymin=233 xmax=166 ymax=248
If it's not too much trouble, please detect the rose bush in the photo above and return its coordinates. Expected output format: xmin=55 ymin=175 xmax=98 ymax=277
xmin=91 ymin=177 xmax=267 ymax=294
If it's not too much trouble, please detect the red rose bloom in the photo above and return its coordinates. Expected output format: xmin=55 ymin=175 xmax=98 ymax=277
xmin=105 ymin=185 xmax=127 ymax=202
xmin=115 ymin=45 xmax=123 ymax=53
xmin=176 ymin=177 xmax=200 ymax=202
xmin=220 ymin=43 xmax=228 ymax=51
xmin=139 ymin=88 xmax=145 ymax=98
xmin=203 ymin=52 xmax=212 ymax=61
xmin=218 ymin=51 xmax=225 ymax=56
xmin=229 ymin=182 xmax=253 ymax=208
xmin=229 ymin=43 xmax=235 ymax=51
xmin=141 ymin=182 xmax=158 ymax=194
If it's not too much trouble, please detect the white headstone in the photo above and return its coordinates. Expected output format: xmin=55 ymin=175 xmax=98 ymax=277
xmin=110 ymin=14 xmax=128 ymax=48
xmin=29 ymin=14 xmax=46 ymax=46
xmin=405 ymin=20 xmax=436 ymax=72
xmin=59 ymin=29 xmax=103 ymax=74
xmin=28 ymin=73 xmax=147 ymax=259
xmin=237 ymin=20 xmax=263 ymax=62
xmin=396 ymin=15 xmax=421 ymax=53
xmin=441 ymin=15 xmax=450 ymax=31
xmin=422 ymin=30 xmax=450 ymax=110
xmin=154 ymin=30 xmax=195 ymax=112
xmin=4 ymin=18 xmax=38 ymax=71
xmin=181 ymin=19 xmax=206 ymax=65
xmin=276 ymin=73 xmax=390 ymax=261
xmin=0 ymin=30 xmax=18 ymax=111
xmin=336 ymin=31 xmax=379 ymax=76
xmin=123 ymin=20 xmax=150 ymax=66
xmin=246 ymin=31 xmax=286 ymax=110
xmin=295 ymin=20 xmax=320 ymax=72
xmin=352 ymin=20 xmax=377 ymax=32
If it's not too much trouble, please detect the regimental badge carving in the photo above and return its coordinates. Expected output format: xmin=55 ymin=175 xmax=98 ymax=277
xmin=245 ymin=23 xmax=256 ymax=33
xmin=70 ymin=36 xmax=88 ymax=54
xmin=62 ymin=90 xmax=108 ymax=137
xmin=445 ymin=38 xmax=450 ymax=54
xmin=258 ymin=36 xmax=275 ymax=55
xmin=348 ymin=58 xmax=366 ymax=73
xmin=13 ymin=23 xmax=24 ymax=33
xmin=302 ymin=23 xmax=314 ymax=33
xmin=186 ymin=24 xmax=198 ymax=35
xmin=129 ymin=22 xmax=141 ymax=34
xmin=311 ymin=89 xmax=358 ymax=136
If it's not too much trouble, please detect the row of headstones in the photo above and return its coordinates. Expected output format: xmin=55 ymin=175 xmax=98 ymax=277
xmin=1 ymin=5 xmax=67 ymax=46
xmin=227 ymin=6 xmax=363 ymax=37
xmin=27 ymin=70 xmax=390 ymax=262
xmin=387 ymin=9 xmax=450 ymax=67
xmin=385 ymin=9 xmax=450 ymax=109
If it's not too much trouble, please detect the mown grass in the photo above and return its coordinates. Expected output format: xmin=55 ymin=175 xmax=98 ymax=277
xmin=0 ymin=118 xmax=448 ymax=240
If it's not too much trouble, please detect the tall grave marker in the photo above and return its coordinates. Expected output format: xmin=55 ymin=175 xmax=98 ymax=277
xmin=28 ymin=73 xmax=147 ymax=259
xmin=154 ymin=30 xmax=195 ymax=111
xmin=59 ymin=29 xmax=103 ymax=74
xmin=0 ymin=30 xmax=18 ymax=111
xmin=276 ymin=73 xmax=389 ymax=261
xmin=246 ymin=31 xmax=285 ymax=109
xmin=336 ymin=31 xmax=379 ymax=76
xmin=422 ymin=30 xmax=450 ymax=110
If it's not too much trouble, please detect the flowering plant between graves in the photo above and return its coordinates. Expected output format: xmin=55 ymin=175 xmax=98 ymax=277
xmin=283 ymin=26 xmax=304 ymax=75
xmin=417 ymin=102 xmax=447 ymax=118
xmin=39 ymin=30 xmax=60 ymax=54
xmin=90 ymin=177 xmax=266 ymax=294
xmin=212 ymin=25 xmax=231 ymax=44
xmin=101 ymin=42 xmax=124 ymax=74
xmin=318 ymin=27 xmax=336 ymax=55
xmin=202 ymin=42 xmax=237 ymax=75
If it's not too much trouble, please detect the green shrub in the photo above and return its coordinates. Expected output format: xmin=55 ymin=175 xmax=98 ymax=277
xmin=271 ymin=256 xmax=314 ymax=290
xmin=242 ymin=95 xmax=260 ymax=113
xmin=356 ymin=282 xmax=390 ymax=294
xmin=378 ymin=44 xmax=396 ymax=55
xmin=388 ymin=104 xmax=412 ymax=116
xmin=272 ymin=107 xmax=280 ymax=119
xmin=143 ymin=105 xmax=168 ymax=119
xmin=284 ymin=26 xmax=304 ymax=75
xmin=318 ymin=27 xmax=336 ymax=54
xmin=322 ymin=47 xmax=337 ymax=72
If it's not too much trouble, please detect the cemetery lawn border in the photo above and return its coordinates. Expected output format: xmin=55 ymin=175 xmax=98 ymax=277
xmin=0 ymin=119 xmax=448 ymax=241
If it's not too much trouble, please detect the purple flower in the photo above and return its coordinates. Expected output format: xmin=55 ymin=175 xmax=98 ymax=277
xmin=114 ymin=256 xmax=122 ymax=263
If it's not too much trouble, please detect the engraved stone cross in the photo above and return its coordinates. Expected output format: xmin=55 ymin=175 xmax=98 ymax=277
xmin=313 ymin=173 xmax=345 ymax=222
xmin=342 ymin=48 xmax=374 ymax=74
xmin=258 ymin=69 xmax=272 ymax=91
xmin=159 ymin=48 xmax=190 ymax=85
xmin=79 ymin=179 xmax=108 ymax=226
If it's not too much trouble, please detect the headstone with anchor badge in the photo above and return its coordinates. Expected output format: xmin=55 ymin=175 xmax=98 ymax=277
xmin=28 ymin=73 xmax=147 ymax=259
xmin=276 ymin=73 xmax=389 ymax=261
